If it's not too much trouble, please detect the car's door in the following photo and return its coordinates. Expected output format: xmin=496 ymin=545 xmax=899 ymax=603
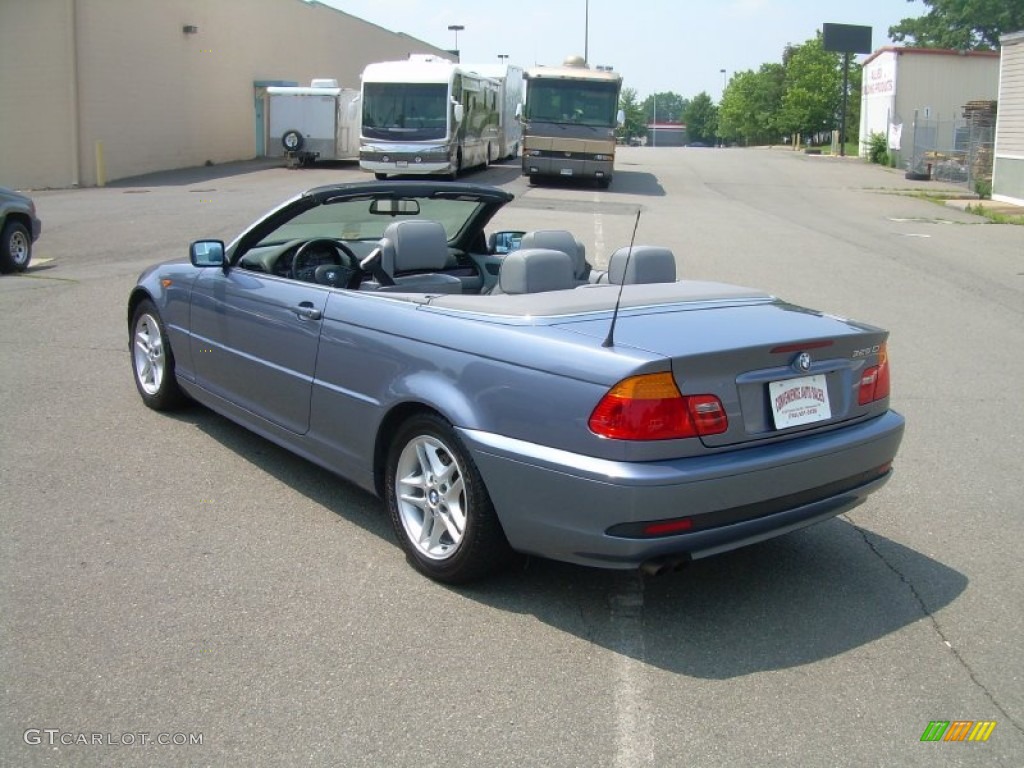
xmin=189 ymin=268 xmax=328 ymax=434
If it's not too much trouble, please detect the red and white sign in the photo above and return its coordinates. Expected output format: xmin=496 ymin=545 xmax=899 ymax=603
xmin=769 ymin=374 xmax=831 ymax=429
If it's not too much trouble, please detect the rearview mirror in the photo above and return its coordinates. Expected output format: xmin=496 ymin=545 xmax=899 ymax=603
xmin=190 ymin=239 xmax=225 ymax=267
xmin=369 ymin=198 xmax=420 ymax=216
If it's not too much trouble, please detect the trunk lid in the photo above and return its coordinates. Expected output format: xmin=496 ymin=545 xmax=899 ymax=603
xmin=554 ymin=298 xmax=889 ymax=448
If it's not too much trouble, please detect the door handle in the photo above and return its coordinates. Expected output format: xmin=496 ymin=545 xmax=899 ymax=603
xmin=294 ymin=301 xmax=322 ymax=321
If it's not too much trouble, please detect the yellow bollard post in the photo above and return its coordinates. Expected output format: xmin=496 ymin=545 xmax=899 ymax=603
xmin=94 ymin=140 xmax=106 ymax=187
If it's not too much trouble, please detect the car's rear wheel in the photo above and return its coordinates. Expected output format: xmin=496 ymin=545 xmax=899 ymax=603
xmin=385 ymin=413 xmax=511 ymax=583
xmin=130 ymin=299 xmax=187 ymax=411
xmin=0 ymin=221 xmax=32 ymax=273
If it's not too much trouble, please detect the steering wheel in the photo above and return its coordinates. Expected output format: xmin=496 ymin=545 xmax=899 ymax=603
xmin=291 ymin=238 xmax=363 ymax=288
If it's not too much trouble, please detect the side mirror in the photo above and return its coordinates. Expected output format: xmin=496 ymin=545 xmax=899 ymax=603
xmin=488 ymin=230 xmax=525 ymax=255
xmin=515 ymin=103 xmax=523 ymax=120
xmin=616 ymin=109 xmax=625 ymax=128
xmin=453 ymin=103 xmax=465 ymax=124
xmin=190 ymin=239 xmax=225 ymax=267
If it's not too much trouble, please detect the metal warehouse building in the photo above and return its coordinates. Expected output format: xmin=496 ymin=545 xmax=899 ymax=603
xmin=993 ymin=31 xmax=1024 ymax=205
xmin=858 ymin=47 xmax=999 ymax=171
xmin=0 ymin=0 xmax=450 ymax=189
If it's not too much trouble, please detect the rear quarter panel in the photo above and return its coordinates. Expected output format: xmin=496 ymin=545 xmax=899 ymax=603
xmin=305 ymin=291 xmax=662 ymax=482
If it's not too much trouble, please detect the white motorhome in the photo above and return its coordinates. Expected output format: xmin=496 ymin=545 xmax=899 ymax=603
xmin=468 ymin=63 xmax=524 ymax=161
xmin=265 ymin=79 xmax=360 ymax=166
xmin=359 ymin=55 xmax=500 ymax=179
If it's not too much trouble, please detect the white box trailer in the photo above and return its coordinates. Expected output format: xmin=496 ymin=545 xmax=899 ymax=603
xmin=265 ymin=79 xmax=360 ymax=165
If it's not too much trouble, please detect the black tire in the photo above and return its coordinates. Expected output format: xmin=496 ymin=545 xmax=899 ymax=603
xmin=282 ymin=130 xmax=304 ymax=152
xmin=597 ymin=177 xmax=611 ymax=189
xmin=446 ymin=150 xmax=463 ymax=181
xmin=374 ymin=172 xmax=387 ymax=181
xmin=385 ymin=413 xmax=512 ymax=583
xmin=130 ymin=299 xmax=187 ymax=411
xmin=0 ymin=221 xmax=32 ymax=274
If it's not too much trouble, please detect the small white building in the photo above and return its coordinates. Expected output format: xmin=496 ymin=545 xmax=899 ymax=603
xmin=992 ymin=31 xmax=1024 ymax=205
xmin=859 ymin=47 xmax=1000 ymax=167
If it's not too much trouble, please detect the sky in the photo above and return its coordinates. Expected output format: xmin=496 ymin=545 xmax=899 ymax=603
xmin=322 ymin=0 xmax=926 ymax=100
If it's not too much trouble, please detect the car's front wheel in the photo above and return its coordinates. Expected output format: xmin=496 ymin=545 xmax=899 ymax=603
xmin=385 ymin=413 xmax=512 ymax=583
xmin=0 ymin=221 xmax=32 ymax=273
xmin=130 ymin=299 xmax=187 ymax=411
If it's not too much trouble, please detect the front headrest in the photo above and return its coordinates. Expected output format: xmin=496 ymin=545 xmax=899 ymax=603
xmin=607 ymin=246 xmax=677 ymax=284
xmin=379 ymin=220 xmax=450 ymax=273
xmin=498 ymin=249 xmax=576 ymax=294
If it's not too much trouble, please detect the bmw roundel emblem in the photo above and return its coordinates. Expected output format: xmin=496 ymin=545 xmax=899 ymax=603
xmin=795 ymin=352 xmax=812 ymax=372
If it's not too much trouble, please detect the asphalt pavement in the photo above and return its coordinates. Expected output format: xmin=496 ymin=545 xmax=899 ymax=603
xmin=1 ymin=147 xmax=1022 ymax=767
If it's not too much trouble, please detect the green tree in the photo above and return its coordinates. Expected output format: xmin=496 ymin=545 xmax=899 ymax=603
xmin=718 ymin=63 xmax=785 ymax=145
xmin=888 ymin=0 xmax=1024 ymax=50
xmin=777 ymin=34 xmax=842 ymax=141
xmin=618 ymin=87 xmax=646 ymax=142
xmin=642 ymin=92 xmax=687 ymax=123
xmin=683 ymin=92 xmax=718 ymax=144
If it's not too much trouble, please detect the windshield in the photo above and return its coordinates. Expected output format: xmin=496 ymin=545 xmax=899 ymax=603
xmin=255 ymin=196 xmax=485 ymax=246
xmin=362 ymin=83 xmax=449 ymax=141
xmin=525 ymin=80 xmax=620 ymax=126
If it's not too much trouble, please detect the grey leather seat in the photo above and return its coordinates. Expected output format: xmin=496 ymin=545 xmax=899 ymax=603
xmin=519 ymin=230 xmax=589 ymax=283
xmin=367 ymin=220 xmax=463 ymax=293
xmin=494 ymin=248 xmax=576 ymax=294
xmin=601 ymin=246 xmax=677 ymax=284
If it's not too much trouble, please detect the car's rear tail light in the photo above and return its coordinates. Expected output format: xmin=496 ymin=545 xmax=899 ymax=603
xmin=858 ymin=343 xmax=890 ymax=405
xmin=588 ymin=372 xmax=728 ymax=440
xmin=688 ymin=395 xmax=728 ymax=435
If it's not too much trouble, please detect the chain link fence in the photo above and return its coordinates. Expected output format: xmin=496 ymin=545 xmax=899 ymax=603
xmin=905 ymin=103 xmax=996 ymax=192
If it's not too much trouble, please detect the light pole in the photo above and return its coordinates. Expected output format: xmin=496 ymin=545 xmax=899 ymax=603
xmin=720 ymin=68 xmax=727 ymax=93
xmin=584 ymin=0 xmax=589 ymax=64
xmin=497 ymin=54 xmax=509 ymax=63
xmin=652 ymin=93 xmax=657 ymax=148
xmin=447 ymin=24 xmax=464 ymax=57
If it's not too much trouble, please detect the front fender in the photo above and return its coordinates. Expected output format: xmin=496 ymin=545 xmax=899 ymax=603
xmin=127 ymin=261 xmax=201 ymax=380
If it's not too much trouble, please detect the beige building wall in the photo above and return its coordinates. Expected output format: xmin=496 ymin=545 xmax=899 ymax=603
xmin=894 ymin=49 xmax=1000 ymax=123
xmin=993 ymin=31 xmax=1024 ymax=205
xmin=0 ymin=1 xmax=79 ymax=189
xmin=1 ymin=0 xmax=451 ymax=188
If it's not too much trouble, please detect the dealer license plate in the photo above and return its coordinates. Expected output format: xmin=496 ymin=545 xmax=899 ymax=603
xmin=768 ymin=374 xmax=831 ymax=429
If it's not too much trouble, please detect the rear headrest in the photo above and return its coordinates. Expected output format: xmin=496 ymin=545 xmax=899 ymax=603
xmin=379 ymin=220 xmax=450 ymax=273
xmin=520 ymin=230 xmax=587 ymax=280
xmin=607 ymin=246 xmax=677 ymax=284
xmin=498 ymin=249 xmax=576 ymax=294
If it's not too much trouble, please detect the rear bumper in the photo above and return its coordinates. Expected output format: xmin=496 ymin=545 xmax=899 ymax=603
xmin=522 ymin=156 xmax=613 ymax=180
xmin=459 ymin=410 xmax=905 ymax=569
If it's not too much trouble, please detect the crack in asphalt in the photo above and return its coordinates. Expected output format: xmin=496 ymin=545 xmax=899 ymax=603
xmin=845 ymin=517 xmax=1024 ymax=736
